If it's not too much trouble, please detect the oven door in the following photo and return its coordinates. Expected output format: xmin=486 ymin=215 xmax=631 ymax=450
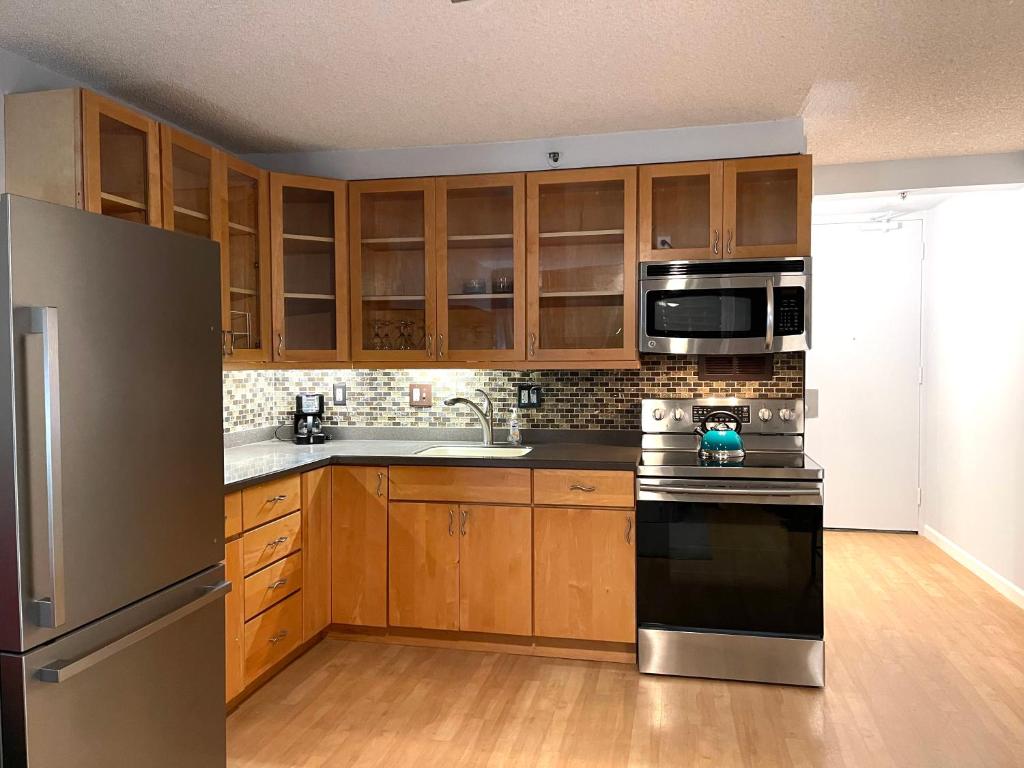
xmin=636 ymin=478 xmax=823 ymax=639
xmin=639 ymin=274 xmax=810 ymax=354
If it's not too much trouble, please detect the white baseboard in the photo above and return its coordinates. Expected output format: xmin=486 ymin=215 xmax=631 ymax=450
xmin=921 ymin=525 xmax=1024 ymax=611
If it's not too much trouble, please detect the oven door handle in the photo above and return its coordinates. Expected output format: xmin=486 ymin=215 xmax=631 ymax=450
xmin=765 ymin=277 xmax=775 ymax=352
xmin=637 ymin=482 xmax=822 ymax=505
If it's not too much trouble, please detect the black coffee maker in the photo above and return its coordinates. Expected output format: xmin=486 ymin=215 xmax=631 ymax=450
xmin=292 ymin=393 xmax=326 ymax=445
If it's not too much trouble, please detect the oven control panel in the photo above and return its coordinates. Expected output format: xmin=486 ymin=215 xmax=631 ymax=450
xmin=642 ymin=398 xmax=804 ymax=436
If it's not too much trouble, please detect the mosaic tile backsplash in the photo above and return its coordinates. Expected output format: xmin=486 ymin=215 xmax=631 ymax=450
xmin=223 ymin=354 xmax=804 ymax=435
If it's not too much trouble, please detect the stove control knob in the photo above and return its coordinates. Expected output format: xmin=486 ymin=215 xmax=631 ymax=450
xmin=778 ymin=408 xmax=795 ymax=422
xmin=672 ymin=408 xmax=686 ymax=422
xmin=758 ymin=408 xmax=773 ymax=422
xmin=652 ymin=408 xmax=666 ymax=421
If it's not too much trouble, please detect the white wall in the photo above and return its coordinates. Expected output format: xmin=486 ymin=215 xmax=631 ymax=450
xmin=0 ymin=46 xmax=84 ymax=194
xmin=921 ymin=188 xmax=1024 ymax=603
xmin=243 ymin=118 xmax=805 ymax=180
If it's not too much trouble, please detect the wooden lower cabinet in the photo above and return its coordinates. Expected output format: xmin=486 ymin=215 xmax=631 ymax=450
xmin=224 ymin=539 xmax=245 ymax=702
xmin=242 ymin=511 xmax=301 ymax=574
xmin=332 ymin=466 xmax=389 ymax=627
xmin=301 ymin=468 xmax=332 ymax=641
xmin=534 ymin=506 xmax=636 ymax=643
xmin=244 ymin=552 xmax=301 ymax=621
xmin=459 ymin=505 xmax=532 ymax=636
xmin=244 ymin=592 xmax=302 ymax=683
xmin=388 ymin=502 xmax=460 ymax=630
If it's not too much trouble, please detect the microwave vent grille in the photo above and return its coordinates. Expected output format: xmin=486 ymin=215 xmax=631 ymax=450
xmin=698 ymin=354 xmax=774 ymax=381
xmin=644 ymin=259 xmax=806 ymax=278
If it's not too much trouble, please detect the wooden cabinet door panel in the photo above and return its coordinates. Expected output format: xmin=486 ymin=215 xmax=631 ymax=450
xmin=534 ymin=506 xmax=635 ymax=643
xmin=639 ymin=161 xmax=723 ymax=261
xmin=224 ymin=491 xmax=242 ymax=540
xmin=458 ymin=505 xmax=532 ymax=636
xmin=224 ymin=539 xmax=245 ymax=702
xmin=301 ymin=468 xmax=332 ymax=640
xmin=722 ymin=154 xmax=811 ymax=260
xmin=388 ymin=502 xmax=459 ymax=630
xmin=332 ymin=467 xmax=388 ymax=626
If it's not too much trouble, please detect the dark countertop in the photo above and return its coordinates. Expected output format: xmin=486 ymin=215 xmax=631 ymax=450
xmin=224 ymin=439 xmax=641 ymax=492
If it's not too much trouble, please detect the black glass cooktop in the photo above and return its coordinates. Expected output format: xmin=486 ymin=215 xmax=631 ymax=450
xmin=638 ymin=451 xmax=824 ymax=480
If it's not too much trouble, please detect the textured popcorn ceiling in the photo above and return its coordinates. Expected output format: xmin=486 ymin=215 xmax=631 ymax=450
xmin=0 ymin=1 xmax=1021 ymax=164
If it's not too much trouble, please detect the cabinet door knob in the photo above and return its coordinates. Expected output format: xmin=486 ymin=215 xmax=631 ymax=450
xmin=426 ymin=333 xmax=434 ymax=359
xmin=529 ymin=332 xmax=536 ymax=357
xmin=448 ymin=508 xmax=455 ymax=536
xmin=277 ymin=333 xmax=284 ymax=357
xmin=712 ymin=229 xmax=720 ymax=255
xmin=438 ymin=333 xmax=445 ymax=359
xmin=460 ymin=509 xmax=469 ymax=536
xmin=375 ymin=472 xmax=384 ymax=497
xmin=726 ymin=229 xmax=734 ymax=256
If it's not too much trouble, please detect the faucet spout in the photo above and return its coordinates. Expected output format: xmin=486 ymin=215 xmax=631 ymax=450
xmin=444 ymin=391 xmax=495 ymax=446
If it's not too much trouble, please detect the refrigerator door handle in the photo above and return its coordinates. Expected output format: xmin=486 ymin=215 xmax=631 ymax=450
xmin=17 ymin=305 xmax=67 ymax=629
xmin=36 ymin=580 xmax=231 ymax=684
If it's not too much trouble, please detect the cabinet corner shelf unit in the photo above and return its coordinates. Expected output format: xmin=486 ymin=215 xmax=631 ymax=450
xmin=4 ymin=87 xmax=811 ymax=370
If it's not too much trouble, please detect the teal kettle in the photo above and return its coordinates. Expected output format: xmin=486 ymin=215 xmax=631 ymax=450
xmin=695 ymin=410 xmax=745 ymax=462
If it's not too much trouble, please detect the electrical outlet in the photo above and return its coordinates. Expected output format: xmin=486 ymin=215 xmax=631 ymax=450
xmin=333 ymin=383 xmax=347 ymax=406
xmin=516 ymin=384 xmax=543 ymax=409
xmin=409 ymin=383 xmax=433 ymax=408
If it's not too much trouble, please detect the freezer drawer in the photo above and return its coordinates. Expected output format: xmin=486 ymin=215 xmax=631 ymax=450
xmin=0 ymin=566 xmax=228 ymax=768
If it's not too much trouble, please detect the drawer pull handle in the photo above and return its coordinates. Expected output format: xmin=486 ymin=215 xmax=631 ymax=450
xmin=376 ymin=472 xmax=384 ymax=497
xmin=570 ymin=483 xmax=597 ymax=493
xmin=268 ymin=629 xmax=289 ymax=645
xmin=625 ymin=515 xmax=633 ymax=544
xmin=268 ymin=578 xmax=288 ymax=590
xmin=267 ymin=494 xmax=288 ymax=504
xmin=266 ymin=536 xmax=289 ymax=550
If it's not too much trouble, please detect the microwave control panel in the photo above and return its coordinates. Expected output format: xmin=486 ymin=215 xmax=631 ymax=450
xmin=775 ymin=288 xmax=805 ymax=335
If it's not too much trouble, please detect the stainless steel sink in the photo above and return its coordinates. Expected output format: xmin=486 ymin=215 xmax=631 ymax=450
xmin=415 ymin=445 xmax=533 ymax=458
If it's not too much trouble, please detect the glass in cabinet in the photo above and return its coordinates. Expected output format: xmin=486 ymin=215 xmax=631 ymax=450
xmin=270 ymin=174 xmax=348 ymax=361
xmin=349 ymin=179 xmax=436 ymax=362
xmin=160 ymin=126 xmax=219 ymax=240
xmin=436 ymin=174 xmax=525 ymax=362
xmin=221 ymin=157 xmax=271 ymax=361
xmin=723 ymin=155 xmax=811 ymax=259
xmin=526 ymin=167 xmax=637 ymax=362
xmin=639 ymin=161 xmax=723 ymax=261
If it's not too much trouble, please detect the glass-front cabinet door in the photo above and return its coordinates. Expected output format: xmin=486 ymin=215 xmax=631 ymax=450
xmin=436 ymin=174 xmax=525 ymax=362
xmin=220 ymin=157 xmax=271 ymax=361
xmin=349 ymin=178 xmax=436 ymax=362
xmin=81 ymin=91 xmax=161 ymax=226
xmin=270 ymin=174 xmax=348 ymax=362
xmin=639 ymin=161 xmax=723 ymax=261
xmin=526 ymin=167 xmax=637 ymax=362
xmin=160 ymin=126 xmax=220 ymax=240
xmin=723 ymin=154 xmax=811 ymax=259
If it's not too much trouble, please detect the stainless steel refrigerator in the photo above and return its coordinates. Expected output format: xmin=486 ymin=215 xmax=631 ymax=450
xmin=0 ymin=195 xmax=227 ymax=767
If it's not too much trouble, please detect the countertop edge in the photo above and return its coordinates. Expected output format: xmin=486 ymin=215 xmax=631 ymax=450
xmin=224 ymin=451 xmax=641 ymax=492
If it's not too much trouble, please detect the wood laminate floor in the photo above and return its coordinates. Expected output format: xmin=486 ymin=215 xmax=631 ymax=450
xmin=227 ymin=532 xmax=1024 ymax=767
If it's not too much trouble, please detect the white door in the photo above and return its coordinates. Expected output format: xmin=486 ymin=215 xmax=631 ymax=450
xmin=805 ymin=220 xmax=922 ymax=531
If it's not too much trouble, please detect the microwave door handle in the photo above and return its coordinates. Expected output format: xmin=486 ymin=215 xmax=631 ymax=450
xmin=16 ymin=306 xmax=66 ymax=629
xmin=765 ymin=277 xmax=775 ymax=352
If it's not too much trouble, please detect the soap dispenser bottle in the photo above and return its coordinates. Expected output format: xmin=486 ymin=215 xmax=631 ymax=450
xmin=508 ymin=406 xmax=522 ymax=446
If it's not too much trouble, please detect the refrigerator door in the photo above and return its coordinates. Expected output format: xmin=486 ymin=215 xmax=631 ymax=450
xmin=0 ymin=195 xmax=224 ymax=652
xmin=0 ymin=565 xmax=227 ymax=768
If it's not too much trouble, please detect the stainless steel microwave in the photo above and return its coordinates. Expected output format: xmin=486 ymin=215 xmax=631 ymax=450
xmin=639 ymin=258 xmax=811 ymax=354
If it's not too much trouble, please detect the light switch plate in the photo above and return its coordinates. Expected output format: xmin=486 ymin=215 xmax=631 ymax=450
xmin=409 ymin=383 xmax=433 ymax=408
xmin=333 ymin=383 xmax=347 ymax=406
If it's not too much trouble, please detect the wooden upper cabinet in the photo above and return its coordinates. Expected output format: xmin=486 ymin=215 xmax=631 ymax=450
xmin=436 ymin=174 xmax=526 ymax=362
xmin=221 ymin=157 xmax=272 ymax=361
xmin=723 ymin=154 xmax=811 ymax=259
xmin=526 ymin=167 xmax=637 ymax=362
xmin=160 ymin=126 xmax=221 ymax=240
xmin=639 ymin=161 xmax=723 ymax=261
xmin=270 ymin=173 xmax=349 ymax=362
xmin=4 ymin=89 xmax=161 ymax=225
xmin=349 ymin=178 xmax=437 ymax=362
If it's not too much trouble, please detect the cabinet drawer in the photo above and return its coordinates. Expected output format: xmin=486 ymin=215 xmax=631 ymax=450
xmin=242 ymin=512 xmax=301 ymax=575
xmin=244 ymin=592 xmax=302 ymax=683
xmin=224 ymin=491 xmax=242 ymax=539
xmin=242 ymin=475 xmax=301 ymax=530
xmin=533 ymin=470 xmax=634 ymax=508
xmin=389 ymin=466 xmax=531 ymax=504
xmin=244 ymin=552 xmax=302 ymax=621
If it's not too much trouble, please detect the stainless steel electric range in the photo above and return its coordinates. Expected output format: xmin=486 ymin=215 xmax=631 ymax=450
xmin=635 ymin=397 xmax=825 ymax=687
